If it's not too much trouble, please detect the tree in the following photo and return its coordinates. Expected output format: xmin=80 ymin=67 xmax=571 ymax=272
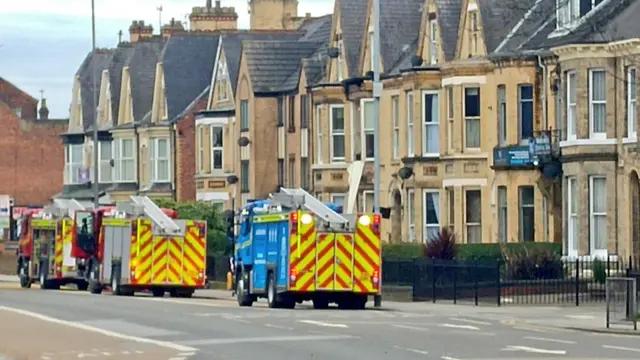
xmin=153 ymin=199 xmax=229 ymax=257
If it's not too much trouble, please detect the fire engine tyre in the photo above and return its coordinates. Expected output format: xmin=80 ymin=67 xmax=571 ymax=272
xmin=39 ymin=262 xmax=52 ymax=290
xmin=266 ymin=273 xmax=278 ymax=308
xmin=19 ymin=261 xmax=30 ymax=289
xmin=111 ymin=267 xmax=123 ymax=296
xmin=88 ymin=264 xmax=103 ymax=294
xmin=236 ymin=277 xmax=253 ymax=307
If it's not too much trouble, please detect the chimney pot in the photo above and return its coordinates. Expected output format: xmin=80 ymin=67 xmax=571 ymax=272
xmin=306 ymin=12 xmax=311 ymax=18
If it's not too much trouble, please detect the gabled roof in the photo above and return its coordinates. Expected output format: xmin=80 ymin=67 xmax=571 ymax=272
xmin=161 ymin=34 xmax=219 ymax=121
xmin=340 ymin=0 xmax=369 ymax=77
xmin=243 ymin=40 xmax=321 ymax=93
xmin=126 ymin=38 xmax=164 ymax=123
xmin=476 ymin=0 xmax=536 ymax=54
xmin=436 ymin=0 xmax=463 ymax=60
xmin=378 ymin=0 xmax=423 ymax=73
xmin=220 ymin=31 xmax=303 ymax=96
xmin=107 ymin=43 xmax=135 ymax=126
xmin=76 ymin=49 xmax=114 ymax=131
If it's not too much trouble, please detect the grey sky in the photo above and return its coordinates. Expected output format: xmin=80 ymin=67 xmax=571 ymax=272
xmin=0 ymin=0 xmax=332 ymax=119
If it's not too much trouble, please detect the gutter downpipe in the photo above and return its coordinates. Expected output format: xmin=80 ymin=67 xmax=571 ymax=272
xmin=537 ymin=55 xmax=548 ymax=130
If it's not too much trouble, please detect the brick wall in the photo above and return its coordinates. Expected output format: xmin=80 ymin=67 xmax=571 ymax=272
xmin=0 ymin=78 xmax=37 ymax=121
xmin=0 ymin=103 xmax=67 ymax=206
xmin=176 ymin=98 xmax=208 ymax=201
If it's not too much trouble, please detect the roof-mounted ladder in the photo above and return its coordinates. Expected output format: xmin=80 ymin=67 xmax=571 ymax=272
xmin=129 ymin=196 xmax=182 ymax=235
xmin=52 ymin=199 xmax=87 ymax=217
xmin=270 ymin=188 xmax=349 ymax=226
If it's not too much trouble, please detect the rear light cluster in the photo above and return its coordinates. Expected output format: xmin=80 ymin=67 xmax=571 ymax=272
xmin=372 ymin=269 xmax=380 ymax=289
xmin=372 ymin=214 xmax=381 ymax=233
xmin=289 ymin=268 xmax=297 ymax=286
xmin=289 ymin=212 xmax=298 ymax=234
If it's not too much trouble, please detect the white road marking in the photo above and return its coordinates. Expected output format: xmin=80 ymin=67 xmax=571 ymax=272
xmin=513 ymin=325 xmax=554 ymax=333
xmin=449 ymin=317 xmax=492 ymax=326
xmin=393 ymin=345 xmax=429 ymax=355
xmin=501 ymin=345 xmax=566 ymax=355
xmin=177 ymin=334 xmax=355 ymax=346
xmin=0 ymin=306 xmax=197 ymax=353
xmin=565 ymin=314 xmax=596 ymax=320
xmin=439 ymin=323 xmax=479 ymax=331
xmin=441 ymin=356 xmax=461 ymax=360
xmin=392 ymin=324 xmax=429 ymax=331
xmin=265 ymin=323 xmax=294 ymax=330
xmin=299 ymin=320 xmax=349 ymax=328
xmin=524 ymin=336 xmax=576 ymax=344
xmin=603 ymin=345 xmax=640 ymax=353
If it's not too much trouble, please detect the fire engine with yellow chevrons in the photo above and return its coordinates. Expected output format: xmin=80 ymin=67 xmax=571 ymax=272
xmin=86 ymin=196 xmax=208 ymax=298
xmin=234 ymin=187 xmax=381 ymax=309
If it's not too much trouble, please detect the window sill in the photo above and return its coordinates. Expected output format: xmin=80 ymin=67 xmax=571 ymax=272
xmin=559 ymin=138 xmax=616 ymax=147
xmin=623 ymin=137 xmax=637 ymax=144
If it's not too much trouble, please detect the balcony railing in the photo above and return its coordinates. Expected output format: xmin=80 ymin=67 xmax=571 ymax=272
xmin=492 ymin=129 xmax=562 ymax=170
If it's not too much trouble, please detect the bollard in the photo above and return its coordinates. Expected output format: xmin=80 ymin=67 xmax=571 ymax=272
xmin=226 ymin=271 xmax=233 ymax=290
xmin=373 ymin=294 xmax=382 ymax=307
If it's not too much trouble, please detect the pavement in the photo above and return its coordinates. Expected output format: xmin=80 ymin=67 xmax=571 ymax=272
xmin=2 ymin=284 xmax=640 ymax=360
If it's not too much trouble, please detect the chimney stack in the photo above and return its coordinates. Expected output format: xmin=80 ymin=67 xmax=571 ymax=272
xmin=39 ymin=99 xmax=49 ymax=120
xmin=129 ymin=20 xmax=154 ymax=43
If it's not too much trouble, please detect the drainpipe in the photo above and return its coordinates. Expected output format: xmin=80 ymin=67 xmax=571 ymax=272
xmin=537 ymin=55 xmax=548 ymax=130
xmin=135 ymin=125 xmax=140 ymax=194
xmin=172 ymin=122 xmax=178 ymax=200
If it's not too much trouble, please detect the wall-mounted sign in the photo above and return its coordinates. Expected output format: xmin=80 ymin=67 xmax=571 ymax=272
xmin=493 ymin=146 xmax=533 ymax=167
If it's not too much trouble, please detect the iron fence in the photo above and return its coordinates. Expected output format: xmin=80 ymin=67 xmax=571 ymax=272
xmin=606 ymin=277 xmax=637 ymax=330
xmin=382 ymin=256 xmax=629 ymax=306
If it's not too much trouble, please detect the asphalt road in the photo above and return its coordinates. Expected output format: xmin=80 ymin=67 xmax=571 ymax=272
xmin=1 ymin=286 xmax=640 ymax=360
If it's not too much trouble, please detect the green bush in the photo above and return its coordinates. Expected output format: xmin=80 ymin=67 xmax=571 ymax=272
xmin=423 ymin=227 xmax=458 ymax=260
xmin=382 ymin=243 xmax=423 ymax=259
xmin=501 ymin=245 xmax=564 ymax=280
xmin=153 ymin=199 xmax=229 ymax=257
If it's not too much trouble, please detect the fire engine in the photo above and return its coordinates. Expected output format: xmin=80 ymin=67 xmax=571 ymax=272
xmin=16 ymin=199 xmax=90 ymax=289
xmin=234 ymin=188 xmax=382 ymax=309
xmin=86 ymin=196 xmax=207 ymax=298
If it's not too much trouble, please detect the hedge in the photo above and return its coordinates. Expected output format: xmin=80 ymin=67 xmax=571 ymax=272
xmin=382 ymin=242 xmax=562 ymax=262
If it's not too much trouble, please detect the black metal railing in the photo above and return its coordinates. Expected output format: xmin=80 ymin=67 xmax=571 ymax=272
xmin=382 ymin=256 xmax=628 ymax=306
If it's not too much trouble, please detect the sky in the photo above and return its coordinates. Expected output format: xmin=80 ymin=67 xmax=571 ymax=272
xmin=0 ymin=0 xmax=333 ymax=119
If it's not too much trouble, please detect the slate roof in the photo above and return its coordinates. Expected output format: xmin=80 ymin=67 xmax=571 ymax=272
xmin=220 ymin=31 xmax=303 ymax=96
xmin=243 ymin=40 xmax=321 ymax=93
xmin=436 ymin=0 xmax=463 ymax=60
xmin=378 ymin=0 xmax=423 ymax=73
xmin=126 ymin=38 xmax=164 ymax=123
xmin=107 ymin=43 xmax=135 ymax=127
xmin=161 ymin=34 xmax=219 ymax=121
xmin=76 ymin=50 xmax=114 ymax=131
xmin=340 ymin=0 xmax=368 ymax=77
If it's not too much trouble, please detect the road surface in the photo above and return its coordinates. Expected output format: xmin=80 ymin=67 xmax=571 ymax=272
xmin=0 ymin=286 xmax=640 ymax=360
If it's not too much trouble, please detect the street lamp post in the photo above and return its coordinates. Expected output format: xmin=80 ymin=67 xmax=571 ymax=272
xmin=372 ymin=0 xmax=382 ymax=308
xmin=91 ymin=0 xmax=100 ymax=209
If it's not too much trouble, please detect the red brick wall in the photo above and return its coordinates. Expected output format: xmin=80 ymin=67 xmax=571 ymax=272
xmin=0 ymin=78 xmax=37 ymax=121
xmin=176 ymin=98 xmax=208 ymax=201
xmin=0 ymin=102 xmax=67 ymax=206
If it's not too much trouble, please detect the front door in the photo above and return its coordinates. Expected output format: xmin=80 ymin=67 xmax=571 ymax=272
xmin=315 ymin=232 xmax=354 ymax=291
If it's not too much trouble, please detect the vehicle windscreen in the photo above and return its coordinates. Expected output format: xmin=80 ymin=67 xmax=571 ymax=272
xmin=76 ymin=212 xmax=94 ymax=235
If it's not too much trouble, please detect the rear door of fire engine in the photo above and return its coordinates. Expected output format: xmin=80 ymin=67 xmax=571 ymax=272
xmin=314 ymin=231 xmax=355 ymax=292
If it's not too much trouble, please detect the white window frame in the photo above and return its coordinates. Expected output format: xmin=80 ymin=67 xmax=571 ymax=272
xmin=567 ymin=176 xmax=578 ymax=257
xmin=64 ymin=143 xmax=84 ymax=185
xmin=497 ymin=85 xmax=507 ymax=146
xmin=589 ymin=69 xmax=607 ymax=140
xmin=566 ymin=71 xmax=577 ymax=140
xmin=329 ymin=104 xmax=345 ymax=163
xmin=369 ymin=28 xmax=375 ymax=72
xmin=589 ymin=176 xmax=607 ymax=258
xmin=315 ymin=105 xmax=323 ymax=164
xmin=628 ymin=66 xmax=636 ymax=139
xmin=556 ymin=0 xmax=579 ymax=29
xmin=465 ymin=189 xmax=482 ymax=244
xmin=150 ymin=137 xmax=170 ymax=183
xmin=447 ymin=86 xmax=454 ymax=151
xmin=197 ymin=126 xmax=204 ymax=173
xmin=209 ymin=125 xmax=224 ymax=171
xmin=407 ymin=189 xmax=416 ymax=242
xmin=330 ymin=193 xmax=346 ymax=208
xmin=392 ymin=95 xmax=399 ymax=159
xmin=518 ymin=186 xmax=535 ymax=242
xmin=429 ymin=19 xmax=438 ymax=65
xmin=421 ymin=90 xmax=440 ymax=157
xmin=362 ymin=190 xmax=374 ymax=213
xmin=464 ymin=87 xmax=481 ymax=149
xmin=407 ymin=91 xmax=414 ymax=157
xmin=497 ymin=185 xmax=507 ymax=243
xmin=216 ymin=58 xmax=229 ymax=102
xmin=98 ymin=141 xmax=113 ymax=183
xmin=518 ymin=84 xmax=534 ymax=144
xmin=337 ymin=39 xmax=344 ymax=81
xmin=114 ymin=138 xmax=136 ymax=183
xmin=361 ymin=98 xmax=375 ymax=161
xmin=423 ymin=189 xmax=441 ymax=243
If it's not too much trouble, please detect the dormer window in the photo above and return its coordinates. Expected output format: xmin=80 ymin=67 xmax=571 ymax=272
xmin=429 ymin=17 xmax=437 ymax=65
xmin=469 ymin=11 xmax=478 ymax=56
xmin=369 ymin=27 xmax=375 ymax=72
xmin=337 ymin=38 xmax=343 ymax=81
xmin=556 ymin=0 xmax=604 ymax=30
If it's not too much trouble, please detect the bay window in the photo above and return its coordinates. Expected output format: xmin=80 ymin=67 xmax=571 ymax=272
xmin=423 ymin=190 xmax=440 ymax=242
xmin=392 ymin=96 xmax=399 ymax=159
xmin=465 ymin=189 xmax=482 ymax=243
xmin=362 ymin=99 xmax=375 ymax=160
xmin=330 ymin=105 xmax=345 ymax=162
xmin=628 ymin=67 xmax=636 ymax=138
xmin=567 ymin=177 xmax=578 ymax=256
xmin=210 ymin=125 xmax=223 ymax=170
xmin=518 ymin=84 xmax=534 ymax=143
xmin=407 ymin=189 xmax=415 ymax=242
xmin=589 ymin=69 xmax=606 ymax=139
xmin=150 ymin=138 xmax=170 ymax=183
xmin=316 ymin=105 xmax=323 ymax=164
xmin=566 ymin=71 xmax=577 ymax=140
xmin=464 ymin=87 xmax=481 ymax=149
xmin=589 ymin=176 xmax=607 ymax=257
xmin=407 ymin=91 xmax=414 ymax=156
xmin=497 ymin=186 xmax=507 ymax=243
xmin=98 ymin=141 xmax=112 ymax=183
xmin=518 ymin=186 xmax=535 ymax=242
xmin=422 ymin=91 xmax=439 ymax=156
xmin=114 ymin=138 xmax=136 ymax=182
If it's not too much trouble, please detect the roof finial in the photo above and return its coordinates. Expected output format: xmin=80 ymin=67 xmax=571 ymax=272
xmin=118 ymin=30 xmax=123 ymax=43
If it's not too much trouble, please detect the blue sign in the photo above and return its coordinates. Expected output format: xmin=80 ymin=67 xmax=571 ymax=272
xmin=493 ymin=146 xmax=533 ymax=167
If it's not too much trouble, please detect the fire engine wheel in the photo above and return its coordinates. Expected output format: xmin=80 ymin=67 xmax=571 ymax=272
xmin=88 ymin=265 xmax=103 ymax=295
xmin=236 ymin=277 xmax=253 ymax=307
xmin=267 ymin=273 xmax=278 ymax=308
xmin=39 ymin=263 xmax=55 ymax=290
xmin=111 ymin=270 xmax=123 ymax=296
xmin=19 ymin=262 xmax=30 ymax=289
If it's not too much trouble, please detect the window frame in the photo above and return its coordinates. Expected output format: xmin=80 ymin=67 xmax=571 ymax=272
xmin=240 ymin=99 xmax=249 ymax=131
xmin=421 ymin=90 xmax=440 ymax=157
xmin=447 ymin=187 xmax=455 ymax=232
xmin=429 ymin=19 xmax=438 ymax=65
xmin=567 ymin=176 xmax=578 ymax=257
xmin=288 ymin=156 xmax=295 ymax=187
xmin=287 ymin=96 xmax=295 ymax=131
xmin=98 ymin=141 xmax=113 ymax=183
xmin=277 ymin=159 xmax=284 ymax=187
xmin=518 ymin=185 xmax=535 ymax=242
xmin=115 ymin=137 xmax=136 ymax=183
xmin=240 ymin=160 xmax=250 ymax=193
xmin=422 ymin=189 xmax=441 ymax=243
xmin=407 ymin=189 xmax=416 ymax=242
xmin=497 ymin=185 xmax=507 ymax=243
xmin=330 ymin=193 xmax=346 ymax=208
xmin=64 ymin=143 xmax=84 ymax=185
xmin=391 ymin=95 xmax=400 ymax=160
xmin=407 ymin=91 xmax=415 ymax=157
xmin=447 ymin=86 xmax=454 ymax=151
xmin=197 ymin=126 xmax=204 ymax=173
xmin=361 ymin=190 xmax=374 ymax=213
xmin=300 ymin=95 xmax=308 ymax=129
xmin=566 ymin=71 xmax=577 ymax=140
xmin=497 ymin=85 xmax=507 ymax=146
xmin=589 ymin=175 xmax=607 ymax=257
xmin=588 ymin=68 xmax=607 ymax=139
xmin=518 ymin=84 xmax=534 ymax=145
xmin=277 ymin=97 xmax=285 ymax=127
xmin=628 ymin=66 xmax=637 ymax=139
xmin=464 ymin=87 xmax=481 ymax=149
xmin=316 ymin=104 xmax=323 ymax=164
xmin=300 ymin=157 xmax=309 ymax=190
xmin=464 ymin=189 xmax=482 ymax=244
xmin=361 ymin=98 xmax=375 ymax=161
xmin=337 ymin=39 xmax=344 ymax=81
xmin=150 ymin=137 xmax=170 ymax=183
xmin=209 ymin=125 xmax=223 ymax=171
xmin=329 ymin=104 xmax=346 ymax=163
